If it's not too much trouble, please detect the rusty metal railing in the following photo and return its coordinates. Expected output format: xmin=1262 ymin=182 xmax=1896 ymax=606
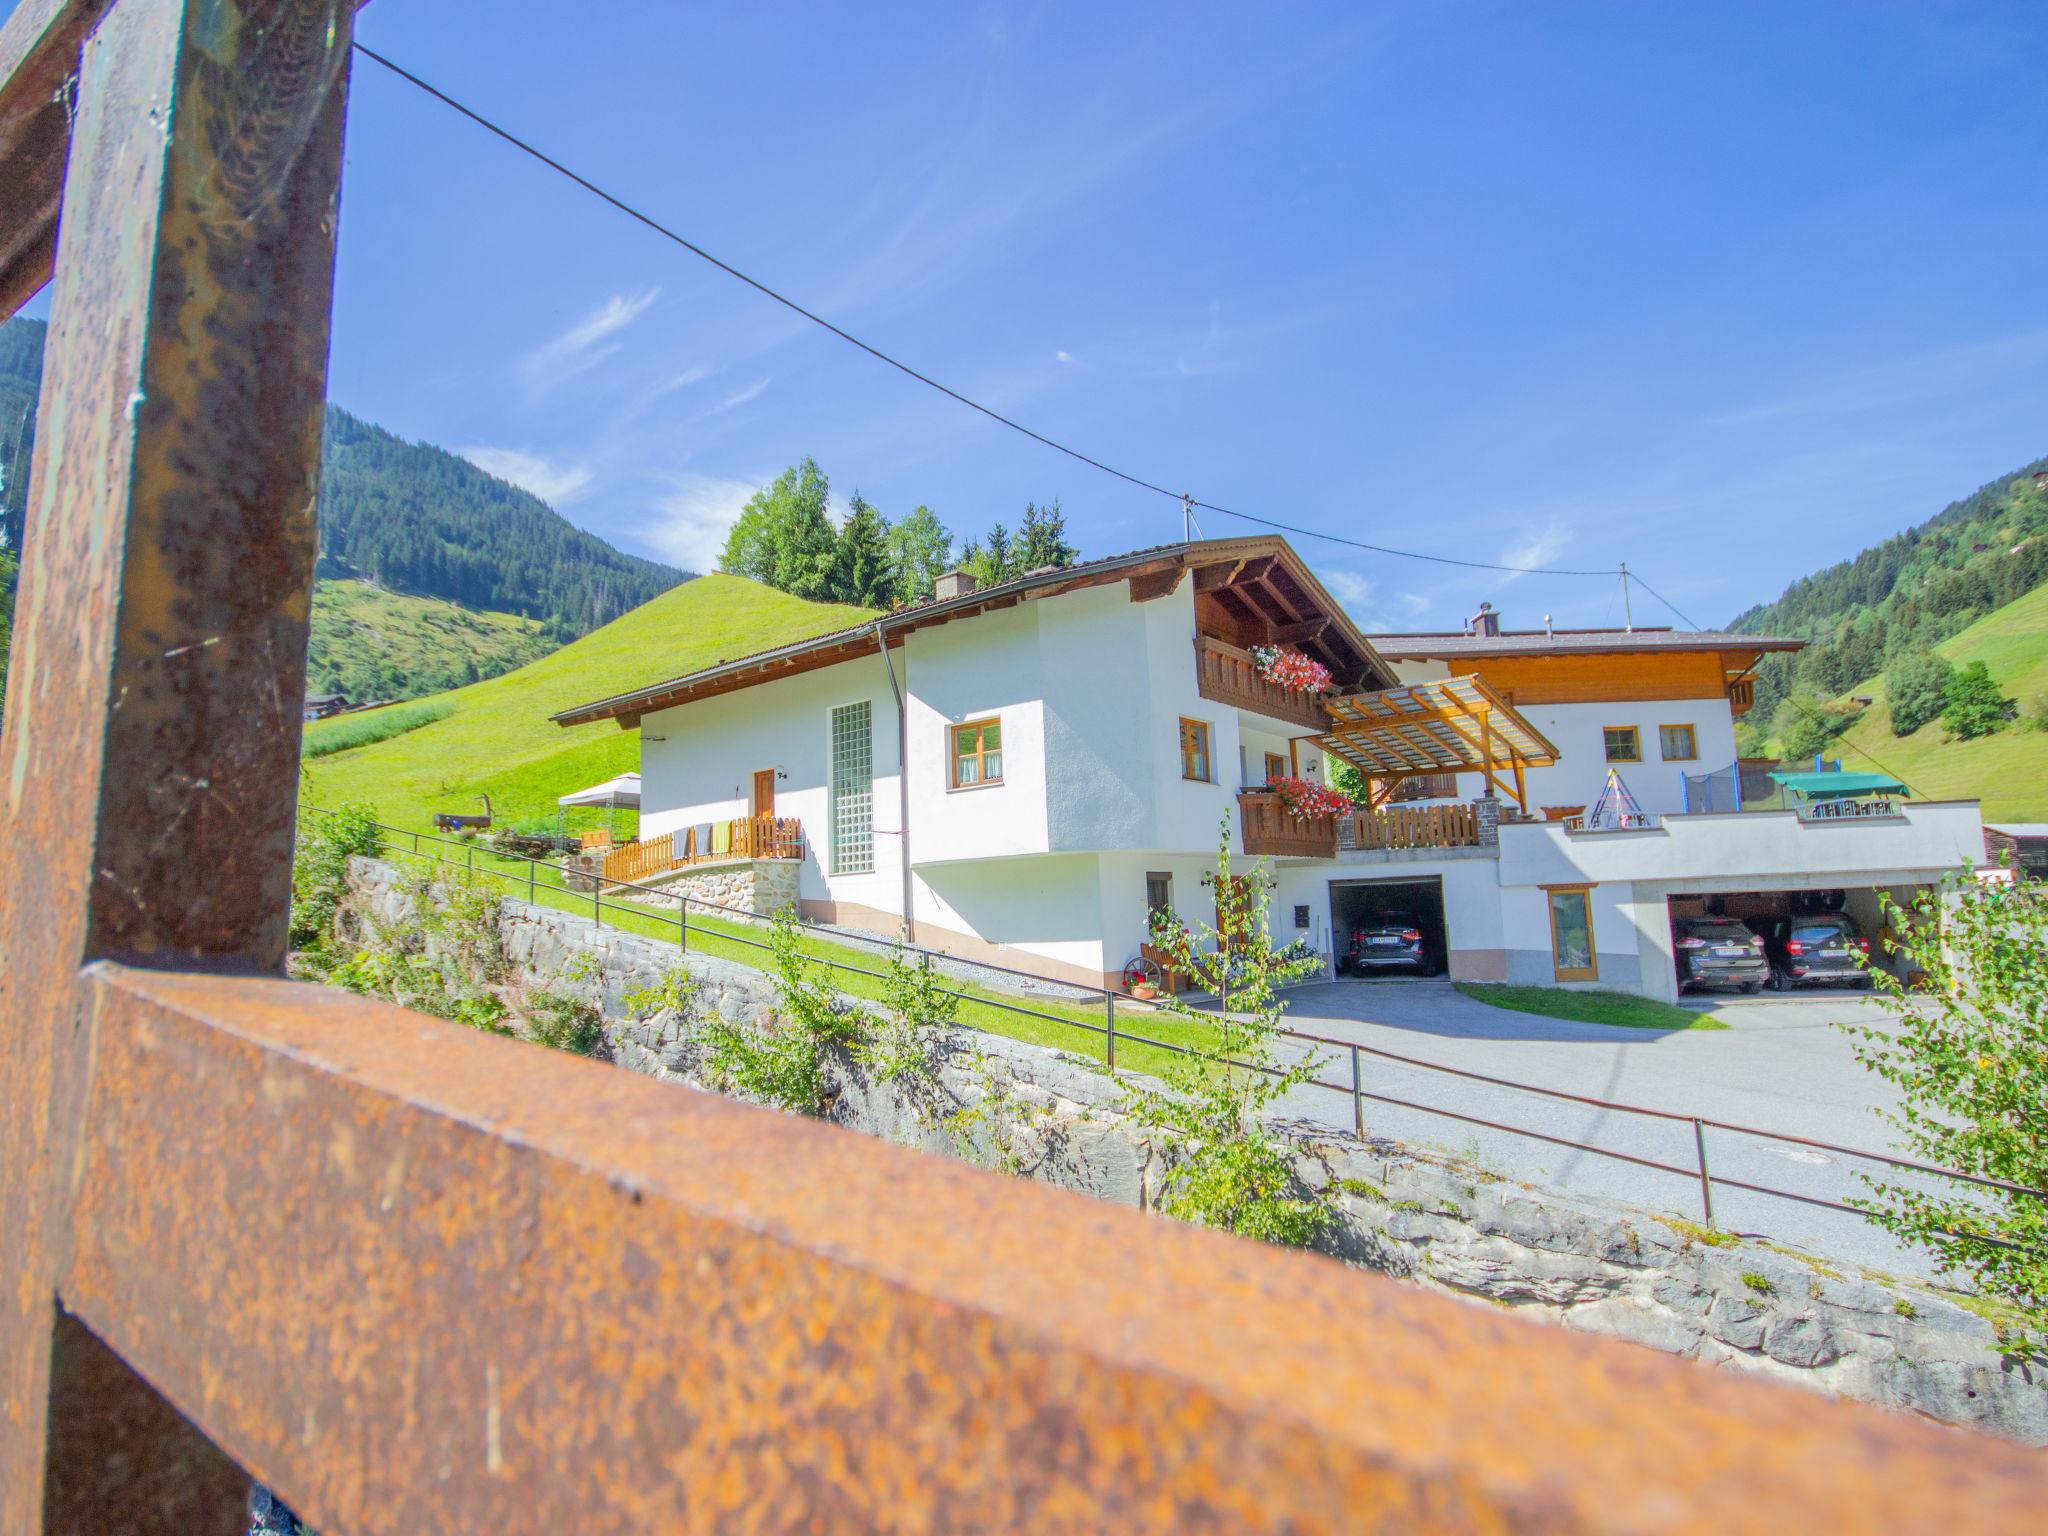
xmin=4 ymin=3 xmax=2046 ymax=1531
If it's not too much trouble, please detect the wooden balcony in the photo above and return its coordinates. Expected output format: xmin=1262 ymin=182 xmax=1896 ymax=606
xmin=1195 ymin=634 xmax=1330 ymax=731
xmin=1238 ymin=791 xmax=1340 ymax=859
xmin=602 ymin=814 xmax=803 ymax=883
xmin=1343 ymin=801 xmax=1484 ymax=852
xmin=1728 ymin=677 xmax=1756 ymax=715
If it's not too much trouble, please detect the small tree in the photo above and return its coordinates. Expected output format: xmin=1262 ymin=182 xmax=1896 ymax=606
xmin=1940 ymin=661 xmax=2016 ymax=740
xmin=1119 ymin=820 xmax=1335 ymax=1248
xmin=1885 ymin=647 xmax=1953 ymax=736
xmin=1842 ymin=871 xmax=2047 ymax=1360
xmin=831 ymin=492 xmax=895 ymax=608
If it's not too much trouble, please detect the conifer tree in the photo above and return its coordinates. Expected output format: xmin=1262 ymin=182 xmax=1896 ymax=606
xmin=832 ymin=492 xmax=895 ymax=608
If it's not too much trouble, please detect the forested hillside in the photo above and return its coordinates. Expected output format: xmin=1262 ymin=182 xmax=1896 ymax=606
xmin=0 ymin=318 xmax=687 ymax=632
xmin=0 ymin=314 xmax=693 ymax=706
xmin=1731 ymin=455 xmax=2048 ymax=748
xmin=319 ymin=407 xmax=682 ymax=630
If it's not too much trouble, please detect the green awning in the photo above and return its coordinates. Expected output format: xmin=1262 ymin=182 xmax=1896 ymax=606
xmin=1768 ymin=770 xmax=1908 ymax=801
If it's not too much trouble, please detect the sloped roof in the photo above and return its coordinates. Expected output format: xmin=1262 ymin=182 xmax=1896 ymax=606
xmin=1370 ymin=627 xmax=1803 ymax=660
xmin=554 ymin=537 xmax=1396 ymax=728
xmin=1318 ymin=676 xmax=1559 ymax=779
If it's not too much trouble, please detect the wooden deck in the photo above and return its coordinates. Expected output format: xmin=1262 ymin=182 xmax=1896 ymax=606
xmin=602 ymin=815 xmax=803 ymax=884
xmin=1194 ymin=634 xmax=1330 ymax=731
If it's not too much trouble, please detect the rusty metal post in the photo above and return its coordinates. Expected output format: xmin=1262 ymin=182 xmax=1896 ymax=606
xmin=1104 ymin=992 xmax=1116 ymax=1070
xmin=1694 ymin=1118 xmax=1716 ymax=1228
xmin=0 ymin=1 xmax=354 ymax=1528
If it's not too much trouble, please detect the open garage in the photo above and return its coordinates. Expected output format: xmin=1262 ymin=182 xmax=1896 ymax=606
xmin=1331 ymin=875 xmax=1446 ymax=978
xmin=1664 ymin=883 xmax=1930 ymax=996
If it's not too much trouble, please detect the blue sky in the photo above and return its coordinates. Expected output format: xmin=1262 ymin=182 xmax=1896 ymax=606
xmin=14 ymin=2 xmax=2048 ymax=630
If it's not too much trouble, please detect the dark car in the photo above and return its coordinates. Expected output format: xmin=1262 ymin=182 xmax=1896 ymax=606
xmin=1672 ymin=916 xmax=1768 ymax=994
xmin=1340 ymin=913 xmax=1436 ymax=976
xmin=1753 ymin=913 xmax=1871 ymax=990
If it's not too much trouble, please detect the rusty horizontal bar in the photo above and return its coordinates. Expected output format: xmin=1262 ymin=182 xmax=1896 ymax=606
xmin=52 ymin=963 xmax=2048 ymax=1534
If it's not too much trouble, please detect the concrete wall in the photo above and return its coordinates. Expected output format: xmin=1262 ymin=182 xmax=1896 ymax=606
xmin=351 ymin=857 xmax=2045 ymax=1445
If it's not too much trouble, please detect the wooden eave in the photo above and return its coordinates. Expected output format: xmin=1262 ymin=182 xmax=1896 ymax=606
xmin=555 ymin=536 xmax=1395 ymax=729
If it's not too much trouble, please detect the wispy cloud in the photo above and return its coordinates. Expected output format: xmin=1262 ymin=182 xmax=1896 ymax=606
xmin=650 ymin=365 xmax=711 ymax=398
xmin=713 ymin=377 xmax=771 ymax=413
xmin=522 ymin=289 xmax=660 ymax=387
xmin=636 ymin=471 xmax=761 ymax=572
xmin=1703 ymin=329 xmax=2048 ymax=428
xmin=1498 ymin=522 xmax=1569 ymax=583
xmin=1398 ymin=592 xmax=1431 ymax=615
xmin=459 ymin=447 xmax=594 ymax=507
xmin=1322 ymin=570 xmax=1375 ymax=612
xmin=1055 ymin=349 xmax=1075 ymax=364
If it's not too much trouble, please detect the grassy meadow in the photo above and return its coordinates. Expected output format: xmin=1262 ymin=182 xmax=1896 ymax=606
xmin=1830 ymin=583 xmax=2048 ymax=822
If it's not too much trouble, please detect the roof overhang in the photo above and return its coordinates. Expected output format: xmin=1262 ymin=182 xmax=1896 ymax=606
xmin=1315 ymin=675 xmax=1559 ymax=811
xmin=553 ymin=536 xmax=1395 ymax=729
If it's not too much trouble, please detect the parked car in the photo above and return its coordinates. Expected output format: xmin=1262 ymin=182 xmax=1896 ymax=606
xmin=1339 ymin=913 xmax=1436 ymax=976
xmin=1671 ymin=915 xmax=1768 ymax=994
xmin=1752 ymin=912 xmax=1872 ymax=990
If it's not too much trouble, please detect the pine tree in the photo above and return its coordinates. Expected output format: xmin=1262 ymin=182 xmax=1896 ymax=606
xmin=1016 ymin=499 xmax=1077 ymax=571
xmin=961 ymin=521 xmax=1014 ymax=588
xmin=832 ymin=492 xmax=895 ymax=608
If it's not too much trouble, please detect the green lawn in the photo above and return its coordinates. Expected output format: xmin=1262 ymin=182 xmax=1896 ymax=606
xmin=302 ymin=574 xmax=877 ymax=840
xmin=1454 ymin=982 xmax=1728 ymax=1031
xmin=1829 ymin=583 xmax=2048 ymax=822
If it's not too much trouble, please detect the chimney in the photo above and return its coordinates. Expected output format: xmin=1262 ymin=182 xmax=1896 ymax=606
xmin=933 ymin=568 xmax=978 ymax=602
xmin=1468 ymin=601 xmax=1500 ymax=638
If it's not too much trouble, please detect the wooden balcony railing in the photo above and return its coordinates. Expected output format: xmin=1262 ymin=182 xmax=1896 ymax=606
xmin=6 ymin=5 xmax=2044 ymax=1532
xmin=1194 ymin=634 xmax=1330 ymax=730
xmin=1347 ymin=801 xmax=1483 ymax=851
xmin=1728 ymin=676 xmax=1756 ymax=714
xmin=1238 ymin=791 xmax=1340 ymax=858
xmin=601 ymin=814 xmax=803 ymax=883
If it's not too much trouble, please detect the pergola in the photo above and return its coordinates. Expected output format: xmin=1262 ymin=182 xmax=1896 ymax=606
xmin=1316 ymin=676 xmax=1558 ymax=813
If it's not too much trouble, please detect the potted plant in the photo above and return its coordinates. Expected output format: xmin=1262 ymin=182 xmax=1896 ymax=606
xmin=1264 ymin=774 xmax=1353 ymax=821
xmin=1249 ymin=645 xmax=1333 ymax=695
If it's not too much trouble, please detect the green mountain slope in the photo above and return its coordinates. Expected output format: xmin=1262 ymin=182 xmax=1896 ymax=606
xmin=1830 ymin=584 xmax=2048 ymax=823
xmin=306 ymin=579 xmax=555 ymax=700
xmin=1732 ymin=454 xmax=2048 ymax=725
xmin=301 ymin=574 xmax=876 ymax=834
xmin=318 ymin=406 xmax=684 ymax=631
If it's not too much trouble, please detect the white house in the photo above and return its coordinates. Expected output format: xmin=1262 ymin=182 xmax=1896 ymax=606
xmin=553 ymin=538 xmax=1987 ymax=1004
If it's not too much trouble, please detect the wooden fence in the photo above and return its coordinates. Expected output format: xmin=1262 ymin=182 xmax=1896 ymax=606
xmin=1349 ymin=801 xmax=1482 ymax=851
xmin=601 ymin=814 xmax=803 ymax=883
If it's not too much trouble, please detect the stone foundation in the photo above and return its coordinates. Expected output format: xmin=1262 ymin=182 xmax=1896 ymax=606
xmin=563 ymin=848 xmax=799 ymax=917
xmin=347 ymin=856 xmax=2047 ymax=1443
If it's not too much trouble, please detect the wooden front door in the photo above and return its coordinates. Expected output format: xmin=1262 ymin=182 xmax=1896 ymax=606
xmin=753 ymin=769 xmax=776 ymax=819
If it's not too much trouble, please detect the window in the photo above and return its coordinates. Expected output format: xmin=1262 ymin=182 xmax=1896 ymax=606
xmin=1178 ymin=717 xmax=1213 ymax=783
xmin=829 ymin=701 xmax=873 ymax=875
xmin=1545 ymin=886 xmax=1597 ymax=982
xmin=1602 ymin=726 xmax=1641 ymax=763
xmin=1145 ymin=872 xmax=1173 ymax=923
xmin=950 ymin=717 xmax=1003 ymax=788
xmin=1658 ymin=723 xmax=1697 ymax=761
xmin=1263 ymin=751 xmax=1287 ymax=784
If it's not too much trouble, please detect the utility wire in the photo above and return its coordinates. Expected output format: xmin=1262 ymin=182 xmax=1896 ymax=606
xmin=351 ymin=42 xmax=1614 ymax=579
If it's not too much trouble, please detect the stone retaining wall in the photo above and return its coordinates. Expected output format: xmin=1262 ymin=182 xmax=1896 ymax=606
xmin=349 ymin=856 xmax=2046 ymax=1442
xmin=561 ymin=848 xmax=799 ymax=917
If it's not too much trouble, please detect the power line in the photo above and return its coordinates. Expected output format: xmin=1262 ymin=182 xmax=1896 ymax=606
xmin=350 ymin=42 xmax=1614 ymax=580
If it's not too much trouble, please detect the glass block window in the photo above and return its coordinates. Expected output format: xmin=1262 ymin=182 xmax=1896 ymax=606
xmin=829 ymin=701 xmax=873 ymax=875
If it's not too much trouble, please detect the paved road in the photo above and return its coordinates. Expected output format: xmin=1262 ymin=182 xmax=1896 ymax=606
xmin=1258 ymin=978 xmax=1960 ymax=1279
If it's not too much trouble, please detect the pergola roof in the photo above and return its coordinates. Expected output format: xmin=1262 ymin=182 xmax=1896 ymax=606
xmin=1316 ymin=675 xmax=1558 ymax=780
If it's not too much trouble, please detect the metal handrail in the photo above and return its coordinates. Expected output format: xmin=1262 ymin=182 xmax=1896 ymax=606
xmin=305 ymin=807 xmax=2047 ymax=1244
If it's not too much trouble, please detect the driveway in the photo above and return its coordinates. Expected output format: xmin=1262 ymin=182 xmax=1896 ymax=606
xmin=1262 ymin=979 xmax=1945 ymax=1279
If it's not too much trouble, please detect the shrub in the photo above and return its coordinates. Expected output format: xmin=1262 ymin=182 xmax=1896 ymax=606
xmin=701 ymin=909 xmax=873 ymax=1114
xmin=289 ymin=803 xmax=380 ymax=953
xmin=1117 ymin=820 xmax=1336 ymax=1249
xmin=1939 ymin=660 xmax=2016 ymax=740
xmin=1741 ymin=1272 xmax=1774 ymax=1296
xmin=1841 ymin=872 xmax=2048 ymax=1361
xmin=1884 ymin=648 xmax=1952 ymax=736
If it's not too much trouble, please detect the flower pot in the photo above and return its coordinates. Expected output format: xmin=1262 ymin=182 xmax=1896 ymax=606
xmin=1129 ymin=983 xmax=1158 ymax=1001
